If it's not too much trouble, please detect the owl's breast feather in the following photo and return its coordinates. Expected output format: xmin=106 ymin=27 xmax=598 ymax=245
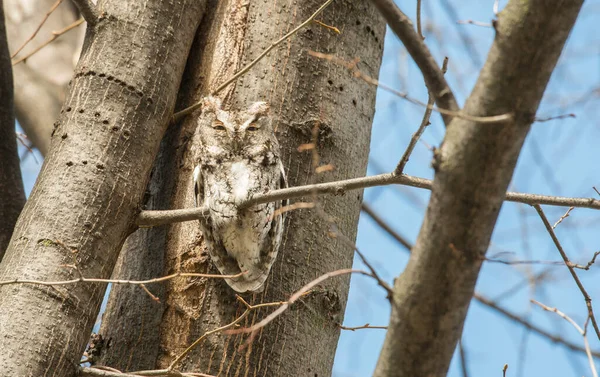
xmin=229 ymin=161 xmax=253 ymax=205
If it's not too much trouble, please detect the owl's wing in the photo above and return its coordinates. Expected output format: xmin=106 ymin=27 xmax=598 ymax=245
xmin=247 ymin=160 xmax=289 ymax=291
xmin=194 ymin=164 xmax=247 ymax=288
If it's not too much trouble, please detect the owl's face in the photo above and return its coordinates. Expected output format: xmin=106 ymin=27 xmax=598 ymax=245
xmin=197 ymin=96 xmax=277 ymax=161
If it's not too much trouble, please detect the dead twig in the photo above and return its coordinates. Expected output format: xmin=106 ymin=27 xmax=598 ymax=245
xmin=10 ymin=0 xmax=64 ymax=59
xmin=532 ymin=300 xmax=598 ymax=377
xmin=171 ymin=0 xmax=334 ymax=122
xmin=308 ymin=51 xmax=513 ymax=124
xmin=533 ymin=204 xmax=600 ymax=341
xmin=12 ymin=18 xmax=85 ymax=66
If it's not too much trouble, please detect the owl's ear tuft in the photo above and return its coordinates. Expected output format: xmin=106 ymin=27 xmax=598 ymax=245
xmin=201 ymin=96 xmax=222 ymax=114
xmin=247 ymin=101 xmax=269 ymax=116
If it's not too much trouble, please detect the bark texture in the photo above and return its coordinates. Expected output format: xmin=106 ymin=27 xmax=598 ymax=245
xmin=0 ymin=0 xmax=205 ymax=375
xmin=5 ymin=0 xmax=83 ymax=155
xmin=0 ymin=1 xmax=26 ymax=258
xmin=373 ymin=1 xmax=583 ymax=376
xmin=97 ymin=0 xmax=385 ymax=375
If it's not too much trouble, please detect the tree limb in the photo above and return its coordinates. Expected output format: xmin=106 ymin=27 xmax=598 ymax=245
xmin=136 ymin=172 xmax=600 ymax=227
xmin=368 ymin=0 xmax=459 ymax=125
xmin=373 ymin=1 xmax=584 ymax=376
xmin=71 ymin=0 xmax=98 ymax=26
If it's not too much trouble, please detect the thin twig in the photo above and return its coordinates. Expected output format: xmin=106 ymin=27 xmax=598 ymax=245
xmin=0 ymin=271 xmax=244 ymax=288
xmin=338 ymin=323 xmax=387 ymax=331
xmin=228 ymin=269 xmax=371 ymax=336
xmin=328 ymin=224 xmax=394 ymax=299
xmin=361 ymin=203 xmax=412 ymax=251
xmin=534 ymin=113 xmax=576 ymax=123
xmin=12 ymin=18 xmax=85 ymax=65
xmin=395 ymin=91 xmax=434 ymax=174
xmin=10 ymin=0 xmax=64 ymax=59
xmin=167 ymin=296 xmax=255 ymax=370
xmin=171 ymin=0 xmax=334 ymax=122
xmin=458 ymin=338 xmax=470 ymax=377
xmin=416 ymin=0 xmax=424 ymax=39
xmin=367 ymin=0 xmax=459 ymax=125
xmin=456 ymin=20 xmax=492 ymax=28
xmin=308 ymin=51 xmax=513 ymax=124
xmin=136 ymin=172 xmax=600 ymax=226
xmin=79 ymin=367 xmax=211 ymax=377
xmin=553 ymin=206 xmax=574 ymax=229
xmin=473 ymin=293 xmax=600 ymax=358
xmin=533 ymin=204 xmax=600 ymax=341
xmin=532 ymin=300 xmax=598 ymax=377
xmin=356 ymin=200 xmax=600 ymax=359
xmin=71 ymin=0 xmax=98 ymax=26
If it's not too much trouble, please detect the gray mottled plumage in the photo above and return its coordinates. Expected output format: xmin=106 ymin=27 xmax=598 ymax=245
xmin=193 ymin=96 xmax=287 ymax=292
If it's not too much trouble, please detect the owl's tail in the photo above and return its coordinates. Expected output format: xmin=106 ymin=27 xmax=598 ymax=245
xmin=225 ymin=266 xmax=270 ymax=293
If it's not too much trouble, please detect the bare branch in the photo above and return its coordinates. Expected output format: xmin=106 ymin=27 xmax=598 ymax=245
xmin=229 ymin=269 xmax=371 ymax=336
xmin=553 ymin=206 xmax=574 ymax=229
xmin=533 ymin=204 xmax=600 ymax=341
xmin=309 ymin=51 xmax=513 ymax=124
xmin=474 ymin=293 xmax=600 ymax=358
xmin=367 ymin=0 xmax=459 ymax=125
xmin=416 ymin=0 xmax=424 ymax=40
xmin=71 ymin=0 xmax=98 ymax=26
xmin=171 ymin=0 xmax=334 ymax=122
xmin=361 ymin=203 xmax=413 ymax=251
xmin=532 ymin=300 xmax=598 ymax=377
xmin=10 ymin=0 xmax=64 ymax=59
xmin=79 ymin=366 xmax=214 ymax=377
xmin=339 ymin=323 xmax=388 ymax=331
xmin=136 ymin=172 xmax=600 ymax=227
xmin=359 ymin=199 xmax=600 ymax=359
xmin=12 ymin=18 xmax=85 ymax=65
xmin=0 ymin=271 xmax=244 ymax=289
xmin=457 ymin=20 xmax=492 ymax=28
xmin=395 ymin=91 xmax=434 ymax=175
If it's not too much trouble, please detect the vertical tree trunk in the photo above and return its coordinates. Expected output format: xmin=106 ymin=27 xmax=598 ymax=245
xmin=373 ymin=1 xmax=583 ymax=376
xmin=0 ymin=1 xmax=25 ymax=258
xmin=97 ymin=0 xmax=385 ymax=375
xmin=0 ymin=1 xmax=205 ymax=375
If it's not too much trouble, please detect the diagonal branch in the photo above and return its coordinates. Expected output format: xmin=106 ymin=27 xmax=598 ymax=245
xmin=71 ymin=0 xmax=98 ymax=26
xmin=368 ymin=0 xmax=459 ymax=126
xmin=533 ymin=204 xmax=600 ymax=341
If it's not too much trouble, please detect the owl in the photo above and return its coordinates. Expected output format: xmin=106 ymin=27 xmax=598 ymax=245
xmin=193 ymin=96 xmax=287 ymax=293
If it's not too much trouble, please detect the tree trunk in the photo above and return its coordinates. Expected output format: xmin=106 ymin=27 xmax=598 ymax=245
xmin=97 ymin=0 xmax=385 ymax=375
xmin=0 ymin=1 xmax=25 ymax=258
xmin=0 ymin=0 xmax=206 ymax=375
xmin=373 ymin=1 xmax=583 ymax=376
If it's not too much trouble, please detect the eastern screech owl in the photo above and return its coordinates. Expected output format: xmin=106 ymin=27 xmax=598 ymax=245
xmin=193 ymin=96 xmax=287 ymax=293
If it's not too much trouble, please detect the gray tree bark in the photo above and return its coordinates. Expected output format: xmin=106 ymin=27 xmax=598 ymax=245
xmin=373 ymin=1 xmax=583 ymax=376
xmin=0 ymin=0 xmax=25 ymax=258
xmin=0 ymin=0 xmax=206 ymax=375
xmin=96 ymin=0 xmax=385 ymax=375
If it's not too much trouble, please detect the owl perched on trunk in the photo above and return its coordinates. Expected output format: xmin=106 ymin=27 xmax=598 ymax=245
xmin=193 ymin=96 xmax=287 ymax=292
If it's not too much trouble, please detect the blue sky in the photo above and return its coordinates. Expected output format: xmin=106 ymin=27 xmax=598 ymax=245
xmin=16 ymin=1 xmax=600 ymax=376
xmin=334 ymin=1 xmax=600 ymax=377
